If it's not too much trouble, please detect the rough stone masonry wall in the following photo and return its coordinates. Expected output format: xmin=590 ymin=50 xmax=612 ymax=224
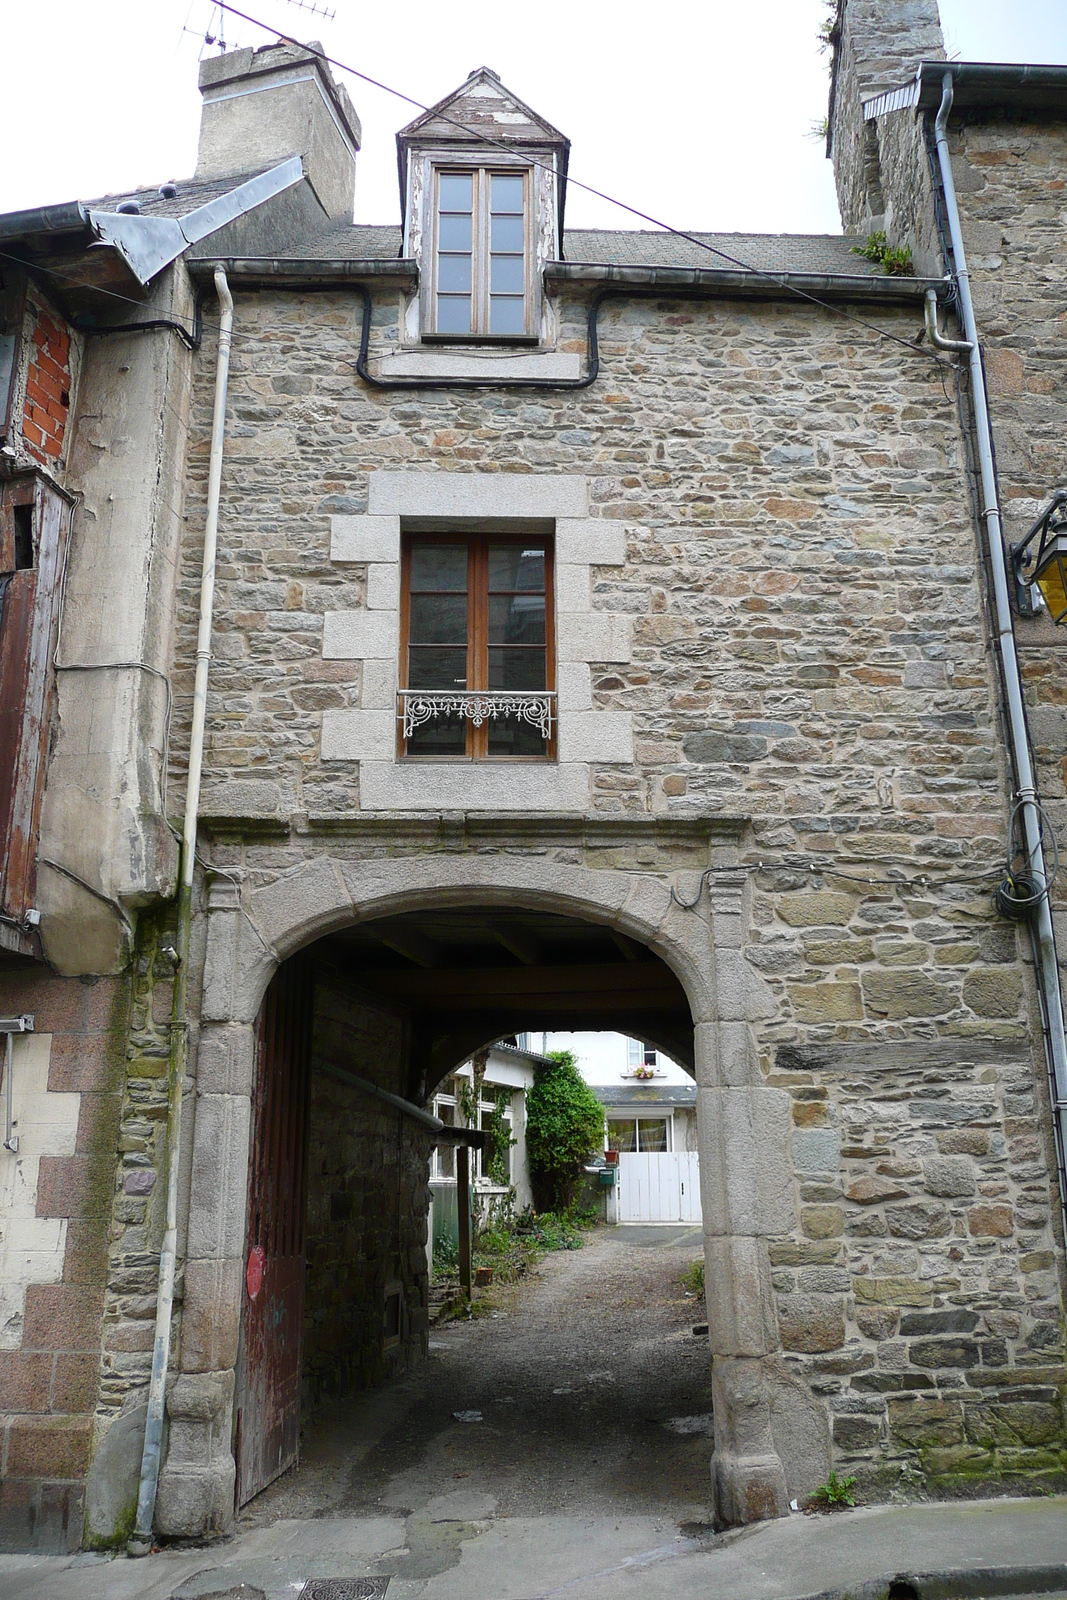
xmin=948 ymin=113 xmax=1067 ymax=1009
xmin=169 ymin=282 xmax=1066 ymax=1496
xmin=304 ymin=970 xmax=431 ymax=1408
xmin=0 ymin=966 xmax=127 ymax=1553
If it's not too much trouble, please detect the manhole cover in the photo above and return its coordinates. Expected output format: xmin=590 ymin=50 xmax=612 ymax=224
xmin=299 ymin=1583 xmax=390 ymax=1600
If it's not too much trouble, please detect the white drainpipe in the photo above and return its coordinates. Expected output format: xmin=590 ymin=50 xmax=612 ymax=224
xmin=129 ymin=266 xmax=233 ymax=1554
xmin=932 ymin=73 xmax=1067 ymax=1234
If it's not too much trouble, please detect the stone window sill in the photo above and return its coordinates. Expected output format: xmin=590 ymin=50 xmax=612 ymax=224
xmin=376 ymin=347 xmax=582 ymax=381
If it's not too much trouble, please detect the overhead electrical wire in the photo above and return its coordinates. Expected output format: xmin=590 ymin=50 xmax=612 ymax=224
xmin=205 ymin=0 xmax=954 ymax=365
xmin=3 ymin=7 xmax=955 ymax=369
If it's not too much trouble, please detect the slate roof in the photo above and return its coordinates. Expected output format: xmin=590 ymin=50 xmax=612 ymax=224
xmin=562 ymin=229 xmax=876 ymax=275
xmin=83 ymin=169 xmax=276 ymax=219
xmin=300 ymin=223 xmax=404 ymax=259
xmin=279 ymin=223 xmax=872 ymax=277
xmin=593 ymin=1084 xmax=697 ymax=1108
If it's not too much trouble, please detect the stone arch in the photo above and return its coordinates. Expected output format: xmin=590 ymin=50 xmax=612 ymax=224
xmin=161 ymin=846 xmax=815 ymax=1540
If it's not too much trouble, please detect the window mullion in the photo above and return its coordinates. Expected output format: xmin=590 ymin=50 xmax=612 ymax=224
xmin=472 ymin=536 xmax=488 ymax=757
xmin=475 ymin=169 xmax=488 ymax=336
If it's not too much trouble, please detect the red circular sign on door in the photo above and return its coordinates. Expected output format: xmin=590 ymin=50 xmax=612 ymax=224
xmin=246 ymin=1244 xmax=266 ymax=1301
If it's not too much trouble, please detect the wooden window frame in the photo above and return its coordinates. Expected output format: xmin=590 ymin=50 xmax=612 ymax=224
xmin=398 ymin=529 xmax=556 ymax=762
xmin=426 ymin=165 xmax=537 ymax=343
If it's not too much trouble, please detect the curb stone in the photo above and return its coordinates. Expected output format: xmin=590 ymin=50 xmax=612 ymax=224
xmin=797 ymin=1566 xmax=1067 ymax=1600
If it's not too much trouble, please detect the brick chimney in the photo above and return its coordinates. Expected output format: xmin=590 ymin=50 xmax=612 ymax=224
xmin=196 ymin=40 xmax=361 ymax=222
xmin=828 ymin=0 xmax=945 ymax=232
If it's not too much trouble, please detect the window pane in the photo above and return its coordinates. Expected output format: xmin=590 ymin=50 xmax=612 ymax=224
xmin=439 ymin=213 xmax=472 ymax=251
xmin=408 ymin=708 xmax=466 ymax=757
xmin=490 ymin=296 xmax=526 ymax=335
xmin=491 ymin=174 xmax=524 ymax=213
xmin=637 ymin=1119 xmax=668 ymax=1153
xmin=408 ymin=646 xmax=467 ymax=689
xmin=437 ymin=295 xmax=471 ymax=335
xmin=491 ymin=254 xmax=525 ymax=294
xmin=491 ymin=213 xmax=524 ymax=252
xmin=440 ymin=173 xmax=473 ymax=211
xmin=607 ymin=1120 xmax=636 ymax=1153
xmin=489 ymin=593 xmax=545 ymax=645
xmin=489 ymin=546 xmax=545 ymax=593
xmin=438 ymin=254 xmax=472 ymax=292
xmin=489 ymin=648 xmax=546 ymax=690
xmin=488 ymin=718 xmax=547 ymax=757
xmin=436 ymin=1103 xmax=455 ymax=1178
xmin=410 ymin=594 xmax=468 ymax=644
xmin=410 ymin=544 xmax=468 ymax=593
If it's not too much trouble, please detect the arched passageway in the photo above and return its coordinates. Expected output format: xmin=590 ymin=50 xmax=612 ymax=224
xmin=233 ymin=906 xmax=696 ymax=1507
xmin=158 ymin=847 xmax=817 ymax=1540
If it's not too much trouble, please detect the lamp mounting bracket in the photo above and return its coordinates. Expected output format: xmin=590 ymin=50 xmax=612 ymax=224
xmin=1008 ymin=490 xmax=1067 ymax=619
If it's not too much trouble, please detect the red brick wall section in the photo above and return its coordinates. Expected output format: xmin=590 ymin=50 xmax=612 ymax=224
xmin=0 ymin=971 xmax=126 ymax=1554
xmin=21 ymin=306 xmax=71 ymax=467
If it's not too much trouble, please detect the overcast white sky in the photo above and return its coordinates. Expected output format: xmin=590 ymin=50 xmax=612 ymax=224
xmin=4 ymin=1 xmax=1066 ymax=235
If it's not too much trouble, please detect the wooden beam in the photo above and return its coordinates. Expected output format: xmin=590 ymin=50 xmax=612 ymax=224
xmin=610 ymin=930 xmax=645 ymax=962
xmin=372 ymin=922 xmax=444 ymax=968
xmin=489 ymin=922 xmax=544 ymax=965
xmin=372 ymin=960 xmax=685 ymax=1011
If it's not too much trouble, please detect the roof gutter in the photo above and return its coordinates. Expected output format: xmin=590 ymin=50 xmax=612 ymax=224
xmin=864 ymin=59 xmax=1067 ymax=122
xmin=189 ymin=256 xmax=419 ymax=290
xmin=0 ymin=201 xmax=91 ymax=242
xmin=546 ymin=261 xmax=942 ymax=304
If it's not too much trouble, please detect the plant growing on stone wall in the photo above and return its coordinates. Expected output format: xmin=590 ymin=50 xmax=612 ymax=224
xmin=526 ymin=1051 xmax=606 ymax=1211
xmin=809 ymin=1470 xmax=857 ymax=1510
xmin=457 ymin=1077 xmax=477 ymax=1129
xmin=817 ymin=5 xmax=840 ymax=53
xmin=851 ymin=231 xmax=914 ymax=277
xmin=483 ymin=1089 xmax=516 ymax=1185
xmin=681 ymin=1259 xmax=705 ymax=1298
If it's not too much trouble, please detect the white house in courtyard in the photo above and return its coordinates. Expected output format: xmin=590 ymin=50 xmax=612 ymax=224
xmin=523 ymin=1032 xmax=701 ymax=1222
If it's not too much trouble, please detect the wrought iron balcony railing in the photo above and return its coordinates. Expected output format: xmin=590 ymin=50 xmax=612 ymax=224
xmin=398 ymin=689 xmax=556 ymax=742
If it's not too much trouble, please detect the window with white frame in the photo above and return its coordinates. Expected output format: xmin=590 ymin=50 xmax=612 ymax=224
xmin=606 ymin=1117 xmax=671 ymax=1153
xmin=626 ymin=1038 xmax=658 ymax=1069
xmin=432 ymin=168 xmax=531 ymax=339
xmin=431 ymin=1075 xmax=514 ymax=1183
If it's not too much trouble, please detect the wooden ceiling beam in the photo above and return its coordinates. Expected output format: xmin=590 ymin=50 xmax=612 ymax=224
xmin=489 ymin=922 xmax=545 ymax=965
xmin=371 ymin=922 xmax=445 ymax=968
xmin=371 ymin=960 xmax=685 ymax=1010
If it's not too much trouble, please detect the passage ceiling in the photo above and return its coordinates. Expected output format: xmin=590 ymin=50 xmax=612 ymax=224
xmin=316 ymin=906 xmax=695 ymax=1090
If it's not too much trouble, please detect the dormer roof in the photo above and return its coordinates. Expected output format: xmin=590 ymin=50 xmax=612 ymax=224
xmin=396 ymin=67 xmax=570 ymax=238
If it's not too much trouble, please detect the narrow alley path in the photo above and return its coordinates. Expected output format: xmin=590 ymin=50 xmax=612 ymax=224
xmin=244 ymin=1222 xmax=714 ymax=1529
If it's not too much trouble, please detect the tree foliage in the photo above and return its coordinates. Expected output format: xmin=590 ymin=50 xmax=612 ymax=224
xmin=525 ymin=1050 xmax=605 ymax=1211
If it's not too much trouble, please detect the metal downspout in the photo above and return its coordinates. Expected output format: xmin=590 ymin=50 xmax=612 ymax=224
xmin=933 ymin=73 xmax=1067 ymax=1238
xmin=130 ymin=266 xmax=233 ymax=1555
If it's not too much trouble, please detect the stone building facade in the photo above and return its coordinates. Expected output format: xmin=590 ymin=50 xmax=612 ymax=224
xmin=0 ymin=0 xmax=1065 ymax=1552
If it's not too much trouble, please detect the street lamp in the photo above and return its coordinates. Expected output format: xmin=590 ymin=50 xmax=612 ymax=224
xmin=1009 ymin=491 xmax=1067 ymax=623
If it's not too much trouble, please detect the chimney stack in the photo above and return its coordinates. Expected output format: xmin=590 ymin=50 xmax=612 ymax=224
xmin=828 ymin=0 xmax=944 ymax=232
xmin=196 ymin=40 xmax=361 ymax=222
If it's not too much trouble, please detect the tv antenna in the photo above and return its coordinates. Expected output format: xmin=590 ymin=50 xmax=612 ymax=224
xmin=282 ymin=0 xmax=337 ymax=17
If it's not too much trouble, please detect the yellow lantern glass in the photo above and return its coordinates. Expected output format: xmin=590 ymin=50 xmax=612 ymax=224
xmin=1034 ymin=531 xmax=1067 ymax=625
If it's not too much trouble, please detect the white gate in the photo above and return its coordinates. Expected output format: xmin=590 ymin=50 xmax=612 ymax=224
xmin=616 ymin=1151 xmax=701 ymax=1223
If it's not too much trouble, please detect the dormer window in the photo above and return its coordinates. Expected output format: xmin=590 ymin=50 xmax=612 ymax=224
xmin=433 ymin=168 xmax=530 ymax=339
xmin=397 ymin=67 xmax=569 ymax=355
